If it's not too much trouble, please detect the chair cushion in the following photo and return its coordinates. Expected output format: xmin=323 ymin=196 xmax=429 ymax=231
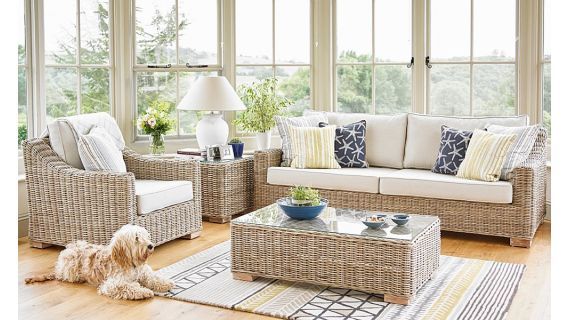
xmin=305 ymin=111 xmax=408 ymax=169
xmin=78 ymin=127 xmax=126 ymax=172
xmin=47 ymin=112 xmax=125 ymax=169
xmin=380 ymin=169 xmax=513 ymax=203
xmin=135 ymin=180 xmax=194 ymax=215
xmin=267 ymin=167 xmax=399 ymax=193
xmin=404 ymin=113 xmax=528 ymax=170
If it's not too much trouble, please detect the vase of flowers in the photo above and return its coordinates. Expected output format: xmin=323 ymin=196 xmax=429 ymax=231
xmin=137 ymin=101 xmax=174 ymax=155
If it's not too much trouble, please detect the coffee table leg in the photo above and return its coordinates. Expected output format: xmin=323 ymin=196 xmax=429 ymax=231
xmin=384 ymin=294 xmax=412 ymax=305
xmin=232 ymin=272 xmax=258 ymax=282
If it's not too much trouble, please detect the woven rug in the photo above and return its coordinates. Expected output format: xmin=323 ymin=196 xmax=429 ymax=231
xmin=156 ymin=241 xmax=525 ymax=320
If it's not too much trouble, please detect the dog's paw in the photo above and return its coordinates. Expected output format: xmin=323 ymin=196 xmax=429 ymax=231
xmin=153 ymin=279 xmax=175 ymax=293
xmin=137 ymin=287 xmax=155 ymax=300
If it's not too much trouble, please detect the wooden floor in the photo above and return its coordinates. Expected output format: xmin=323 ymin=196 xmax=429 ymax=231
xmin=19 ymin=221 xmax=551 ymax=320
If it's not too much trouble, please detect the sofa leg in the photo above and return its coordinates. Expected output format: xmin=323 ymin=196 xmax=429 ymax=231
xmin=182 ymin=231 xmax=201 ymax=240
xmin=510 ymin=238 xmax=532 ymax=248
xmin=30 ymin=241 xmax=53 ymax=249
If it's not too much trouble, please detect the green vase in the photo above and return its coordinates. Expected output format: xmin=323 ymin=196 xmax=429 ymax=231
xmin=149 ymin=132 xmax=165 ymax=155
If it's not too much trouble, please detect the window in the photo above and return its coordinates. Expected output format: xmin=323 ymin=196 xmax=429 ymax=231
xmin=236 ymin=0 xmax=312 ymax=116
xmin=541 ymin=0 xmax=551 ymax=136
xmin=44 ymin=0 xmax=113 ymax=122
xmin=134 ymin=0 xmax=220 ymax=137
xmin=427 ymin=0 xmax=517 ymax=116
xmin=334 ymin=0 xmax=412 ymax=114
xmin=18 ymin=0 xmax=30 ymax=147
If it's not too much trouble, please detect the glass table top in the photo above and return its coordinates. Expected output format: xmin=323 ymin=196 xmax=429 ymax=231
xmin=232 ymin=204 xmax=439 ymax=242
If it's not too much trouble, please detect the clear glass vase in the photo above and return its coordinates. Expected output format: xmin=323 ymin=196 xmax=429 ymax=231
xmin=149 ymin=132 xmax=165 ymax=155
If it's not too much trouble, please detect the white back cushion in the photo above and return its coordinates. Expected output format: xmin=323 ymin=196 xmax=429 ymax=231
xmin=47 ymin=113 xmax=125 ymax=169
xmin=306 ymin=111 xmax=408 ymax=168
xmin=404 ymin=113 xmax=528 ymax=169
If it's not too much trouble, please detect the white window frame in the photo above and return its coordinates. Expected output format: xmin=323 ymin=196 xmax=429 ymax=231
xmin=425 ymin=0 xmax=519 ymax=116
xmin=538 ymin=0 xmax=550 ymax=128
xmin=19 ymin=0 xmax=34 ymax=143
xmin=131 ymin=0 xmax=223 ymax=141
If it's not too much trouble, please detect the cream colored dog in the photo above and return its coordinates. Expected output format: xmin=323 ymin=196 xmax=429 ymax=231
xmin=25 ymin=224 xmax=174 ymax=300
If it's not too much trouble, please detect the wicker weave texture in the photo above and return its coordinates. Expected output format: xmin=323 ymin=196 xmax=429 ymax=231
xmin=231 ymin=218 xmax=440 ymax=298
xmin=23 ymin=138 xmax=202 ymax=247
xmin=200 ymin=157 xmax=254 ymax=220
xmin=253 ymin=129 xmax=547 ymax=242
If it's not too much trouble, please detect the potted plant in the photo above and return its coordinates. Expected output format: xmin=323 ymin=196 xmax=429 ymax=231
xmin=289 ymin=186 xmax=320 ymax=206
xmin=228 ymin=137 xmax=244 ymax=158
xmin=137 ymin=101 xmax=174 ymax=155
xmin=234 ymin=78 xmax=292 ymax=150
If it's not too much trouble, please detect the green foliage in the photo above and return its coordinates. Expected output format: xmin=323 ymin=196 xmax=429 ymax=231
xmin=229 ymin=137 xmax=243 ymax=144
xmin=137 ymin=101 xmax=175 ymax=135
xmin=277 ymin=68 xmax=311 ymax=116
xmin=234 ymin=78 xmax=292 ymax=133
xmin=18 ymin=124 xmax=27 ymax=146
xmin=289 ymin=186 xmax=320 ymax=206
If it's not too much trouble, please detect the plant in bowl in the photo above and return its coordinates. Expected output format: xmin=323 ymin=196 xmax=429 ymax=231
xmin=228 ymin=137 xmax=244 ymax=158
xmin=289 ymin=186 xmax=320 ymax=206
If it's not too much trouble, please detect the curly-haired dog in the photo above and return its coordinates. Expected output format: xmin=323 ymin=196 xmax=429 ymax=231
xmin=25 ymin=224 xmax=174 ymax=300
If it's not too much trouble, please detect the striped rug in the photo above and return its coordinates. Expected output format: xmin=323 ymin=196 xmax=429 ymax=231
xmin=157 ymin=241 xmax=525 ymax=320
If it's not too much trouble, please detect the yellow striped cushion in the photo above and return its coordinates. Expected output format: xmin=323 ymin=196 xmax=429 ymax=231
xmin=457 ymin=129 xmax=516 ymax=182
xmin=289 ymin=125 xmax=340 ymax=169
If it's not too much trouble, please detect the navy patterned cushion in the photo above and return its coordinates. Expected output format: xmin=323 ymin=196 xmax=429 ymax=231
xmin=432 ymin=125 xmax=473 ymax=175
xmin=319 ymin=120 xmax=368 ymax=168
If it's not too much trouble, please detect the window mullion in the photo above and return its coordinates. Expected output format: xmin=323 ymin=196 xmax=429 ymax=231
xmin=469 ymin=0 xmax=474 ymax=116
xmin=76 ymin=0 xmax=82 ymax=115
xmin=371 ymin=0 xmax=376 ymax=114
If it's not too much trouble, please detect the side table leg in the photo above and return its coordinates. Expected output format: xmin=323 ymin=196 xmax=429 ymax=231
xmin=232 ymin=272 xmax=258 ymax=282
xmin=384 ymin=294 xmax=412 ymax=305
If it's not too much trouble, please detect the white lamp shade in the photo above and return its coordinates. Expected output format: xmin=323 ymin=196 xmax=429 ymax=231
xmin=177 ymin=76 xmax=245 ymax=111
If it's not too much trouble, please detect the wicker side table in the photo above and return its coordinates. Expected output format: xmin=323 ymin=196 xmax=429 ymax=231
xmin=200 ymin=156 xmax=254 ymax=223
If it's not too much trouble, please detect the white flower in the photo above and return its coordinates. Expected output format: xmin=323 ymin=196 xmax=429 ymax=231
xmin=147 ymin=118 xmax=156 ymax=128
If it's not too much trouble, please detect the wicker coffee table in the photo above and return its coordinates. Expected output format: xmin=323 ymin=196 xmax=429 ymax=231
xmin=231 ymin=204 xmax=440 ymax=305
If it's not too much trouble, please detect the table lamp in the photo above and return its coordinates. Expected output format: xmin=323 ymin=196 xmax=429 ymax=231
xmin=177 ymin=76 xmax=246 ymax=149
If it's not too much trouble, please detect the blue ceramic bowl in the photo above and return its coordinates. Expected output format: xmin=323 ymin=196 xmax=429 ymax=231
xmin=277 ymin=198 xmax=328 ymax=220
xmin=391 ymin=214 xmax=410 ymax=226
xmin=361 ymin=219 xmax=387 ymax=229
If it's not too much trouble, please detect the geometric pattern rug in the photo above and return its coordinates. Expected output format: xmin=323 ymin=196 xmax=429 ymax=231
xmin=157 ymin=241 xmax=525 ymax=320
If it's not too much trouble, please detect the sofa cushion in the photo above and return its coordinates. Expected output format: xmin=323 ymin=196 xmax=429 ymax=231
xmin=319 ymin=120 xmax=368 ymax=168
xmin=306 ymin=111 xmax=407 ymax=168
xmin=135 ymin=180 xmax=194 ymax=215
xmin=275 ymin=113 xmax=328 ymax=167
xmin=289 ymin=125 xmax=340 ymax=169
xmin=380 ymin=169 xmax=512 ymax=203
xmin=404 ymin=113 xmax=528 ymax=170
xmin=432 ymin=126 xmax=473 ymax=175
xmin=267 ymin=167 xmax=399 ymax=194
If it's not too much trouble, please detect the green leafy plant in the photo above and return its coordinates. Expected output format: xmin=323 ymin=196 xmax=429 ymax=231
xmin=18 ymin=124 xmax=27 ymax=146
xmin=289 ymin=186 xmax=320 ymax=206
xmin=233 ymin=78 xmax=292 ymax=133
xmin=229 ymin=137 xmax=243 ymax=144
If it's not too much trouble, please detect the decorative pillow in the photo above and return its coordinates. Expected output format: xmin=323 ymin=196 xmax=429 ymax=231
xmin=456 ymin=129 xmax=516 ymax=182
xmin=318 ymin=120 xmax=368 ymax=168
xmin=78 ymin=126 xmax=127 ymax=172
xmin=275 ymin=114 xmax=328 ymax=167
xmin=431 ymin=125 xmax=473 ymax=175
xmin=289 ymin=125 xmax=340 ymax=169
xmin=486 ymin=124 xmax=540 ymax=180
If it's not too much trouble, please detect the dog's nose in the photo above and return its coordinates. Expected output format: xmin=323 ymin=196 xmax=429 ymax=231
xmin=147 ymin=244 xmax=154 ymax=250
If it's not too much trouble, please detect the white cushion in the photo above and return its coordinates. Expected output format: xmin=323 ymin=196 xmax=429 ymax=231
xmin=403 ymin=113 xmax=528 ymax=169
xmin=78 ymin=127 xmax=126 ymax=172
xmin=380 ymin=169 xmax=513 ymax=203
xmin=305 ymin=111 xmax=407 ymax=169
xmin=267 ymin=166 xmax=399 ymax=194
xmin=47 ymin=113 xmax=125 ymax=169
xmin=135 ymin=180 xmax=194 ymax=215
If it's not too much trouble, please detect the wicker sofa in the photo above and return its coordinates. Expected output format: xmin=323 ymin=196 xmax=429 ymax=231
xmin=254 ymin=112 xmax=547 ymax=248
xmin=23 ymin=113 xmax=202 ymax=248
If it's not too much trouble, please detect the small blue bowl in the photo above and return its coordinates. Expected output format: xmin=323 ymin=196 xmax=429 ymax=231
xmin=361 ymin=219 xmax=387 ymax=229
xmin=277 ymin=198 xmax=328 ymax=220
xmin=391 ymin=214 xmax=410 ymax=226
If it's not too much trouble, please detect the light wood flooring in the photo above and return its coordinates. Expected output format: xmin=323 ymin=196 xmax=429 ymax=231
xmin=19 ymin=221 xmax=551 ymax=320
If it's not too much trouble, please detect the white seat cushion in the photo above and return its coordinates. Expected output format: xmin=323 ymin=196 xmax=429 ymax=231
xmin=380 ymin=169 xmax=512 ymax=203
xmin=135 ymin=180 xmax=194 ymax=215
xmin=267 ymin=167 xmax=399 ymax=194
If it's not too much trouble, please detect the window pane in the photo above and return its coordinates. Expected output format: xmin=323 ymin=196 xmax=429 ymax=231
xmin=236 ymin=66 xmax=273 ymax=88
xmin=136 ymin=72 xmax=177 ymax=135
xmin=336 ymin=65 xmax=372 ymax=113
xmin=80 ymin=0 xmax=110 ymax=64
xmin=81 ymin=68 xmax=110 ymax=114
xmin=236 ymin=0 xmax=272 ymax=64
xmin=178 ymin=72 xmax=217 ymax=135
xmin=275 ymin=0 xmax=310 ymax=64
xmin=472 ymin=64 xmax=516 ymax=116
xmin=18 ymin=0 xmax=25 ymax=65
xmin=336 ymin=0 xmax=372 ymax=63
xmin=543 ymin=63 xmax=551 ymax=136
xmin=430 ymin=0 xmax=470 ymax=61
xmin=276 ymin=66 xmax=311 ymax=116
xmin=375 ymin=65 xmax=411 ymax=114
xmin=46 ymin=67 xmax=78 ymax=122
xmin=375 ymin=0 xmax=411 ymax=62
xmin=544 ymin=0 xmax=551 ymax=61
xmin=135 ymin=0 xmax=177 ymax=65
xmin=473 ymin=0 xmax=515 ymax=61
xmin=178 ymin=0 xmax=218 ymax=65
xmin=18 ymin=67 xmax=27 ymax=146
xmin=44 ymin=0 xmax=77 ymax=64
xmin=429 ymin=64 xmax=470 ymax=115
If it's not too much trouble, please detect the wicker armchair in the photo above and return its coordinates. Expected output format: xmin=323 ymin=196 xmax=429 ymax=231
xmin=23 ymin=138 xmax=202 ymax=248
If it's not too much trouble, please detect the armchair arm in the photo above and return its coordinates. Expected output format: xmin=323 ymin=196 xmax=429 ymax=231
xmin=254 ymin=148 xmax=283 ymax=184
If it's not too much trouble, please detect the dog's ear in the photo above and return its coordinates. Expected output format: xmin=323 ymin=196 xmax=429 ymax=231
xmin=111 ymin=237 xmax=131 ymax=270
